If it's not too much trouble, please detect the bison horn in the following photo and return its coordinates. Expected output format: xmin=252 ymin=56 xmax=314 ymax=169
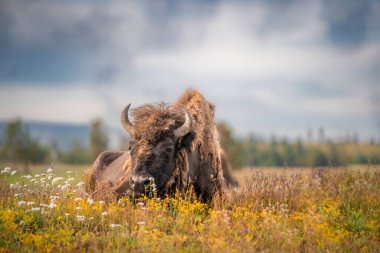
xmin=121 ymin=104 xmax=134 ymax=136
xmin=174 ymin=106 xmax=192 ymax=138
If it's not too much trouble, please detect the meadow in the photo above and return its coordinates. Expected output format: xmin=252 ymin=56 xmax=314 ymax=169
xmin=0 ymin=164 xmax=379 ymax=252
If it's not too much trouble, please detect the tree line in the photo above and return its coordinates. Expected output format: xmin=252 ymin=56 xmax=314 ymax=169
xmin=0 ymin=119 xmax=379 ymax=170
xmin=0 ymin=119 xmax=108 ymax=171
xmin=217 ymin=122 xmax=380 ymax=169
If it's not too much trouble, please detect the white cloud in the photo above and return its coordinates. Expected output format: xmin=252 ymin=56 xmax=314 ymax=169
xmin=0 ymin=85 xmax=105 ymax=124
xmin=1 ymin=0 xmax=379 ymax=140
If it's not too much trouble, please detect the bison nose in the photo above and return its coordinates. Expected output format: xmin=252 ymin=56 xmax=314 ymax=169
xmin=130 ymin=173 xmax=152 ymax=194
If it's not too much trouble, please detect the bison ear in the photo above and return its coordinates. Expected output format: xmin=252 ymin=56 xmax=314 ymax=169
xmin=179 ymin=131 xmax=195 ymax=149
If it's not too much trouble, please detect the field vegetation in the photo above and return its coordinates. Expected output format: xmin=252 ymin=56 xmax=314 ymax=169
xmin=1 ymin=118 xmax=379 ymax=252
xmin=1 ymin=165 xmax=379 ymax=252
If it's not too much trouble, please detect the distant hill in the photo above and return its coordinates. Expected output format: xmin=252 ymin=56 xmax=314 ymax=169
xmin=0 ymin=120 xmax=125 ymax=151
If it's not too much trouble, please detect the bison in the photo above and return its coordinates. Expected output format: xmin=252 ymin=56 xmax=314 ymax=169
xmin=86 ymin=89 xmax=238 ymax=202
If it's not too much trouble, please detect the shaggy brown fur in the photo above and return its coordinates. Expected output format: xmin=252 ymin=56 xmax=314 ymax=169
xmin=175 ymin=89 xmax=224 ymax=185
xmin=124 ymin=89 xmax=224 ymax=195
xmin=87 ymin=89 xmax=235 ymax=201
xmin=129 ymin=103 xmax=185 ymax=143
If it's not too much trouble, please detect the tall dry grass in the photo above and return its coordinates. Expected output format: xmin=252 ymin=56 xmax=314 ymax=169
xmin=0 ymin=166 xmax=379 ymax=252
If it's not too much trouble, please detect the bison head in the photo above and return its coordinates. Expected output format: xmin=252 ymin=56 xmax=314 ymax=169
xmin=120 ymin=103 xmax=193 ymax=198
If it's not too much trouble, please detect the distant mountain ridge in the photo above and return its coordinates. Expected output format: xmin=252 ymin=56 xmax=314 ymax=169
xmin=0 ymin=120 xmax=124 ymax=151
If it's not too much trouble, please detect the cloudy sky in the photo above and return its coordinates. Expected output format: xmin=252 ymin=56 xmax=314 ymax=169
xmin=0 ymin=0 xmax=379 ymax=141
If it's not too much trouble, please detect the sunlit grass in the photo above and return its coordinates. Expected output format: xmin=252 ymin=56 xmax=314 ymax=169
xmin=0 ymin=165 xmax=379 ymax=252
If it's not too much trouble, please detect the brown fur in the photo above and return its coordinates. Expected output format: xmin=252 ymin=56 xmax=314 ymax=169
xmin=87 ymin=89 xmax=235 ymax=201
xmin=125 ymin=89 xmax=224 ymax=195
xmin=175 ymin=89 xmax=224 ymax=188
xmin=130 ymin=103 xmax=185 ymax=143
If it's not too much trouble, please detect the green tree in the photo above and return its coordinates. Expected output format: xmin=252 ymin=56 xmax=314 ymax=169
xmin=327 ymin=141 xmax=343 ymax=166
xmin=265 ymin=135 xmax=282 ymax=166
xmin=242 ymin=136 xmax=258 ymax=166
xmin=58 ymin=141 xmax=91 ymax=164
xmin=89 ymin=119 xmax=109 ymax=160
xmin=267 ymin=142 xmax=283 ymax=166
xmin=1 ymin=119 xmax=48 ymax=171
xmin=283 ymin=140 xmax=295 ymax=166
xmin=313 ymin=150 xmax=329 ymax=167
xmin=294 ymin=138 xmax=306 ymax=166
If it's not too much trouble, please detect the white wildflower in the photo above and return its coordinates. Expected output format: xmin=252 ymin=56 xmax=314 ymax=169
xmin=18 ymin=201 xmax=26 ymax=206
xmin=76 ymin=215 xmax=85 ymax=222
xmin=74 ymin=197 xmax=82 ymax=202
xmin=87 ymin=198 xmax=94 ymax=205
xmin=65 ymin=213 xmax=70 ymax=216
xmin=25 ymin=175 xmax=32 ymax=179
xmin=10 ymin=184 xmax=15 ymax=189
xmin=40 ymin=178 xmax=46 ymax=183
xmin=19 ymin=220 xmax=25 ymax=225
xmin=27 ymin=202 xmax=35 ymax=206
xmin=76 ymin=182 xmax=85 ymax=188
xmin=110 ymin=224 xmax=121 ymax=228
xmin=67 ymin=178 xmax=74 ymax=182
xmin=137 ymin=221 xmax=146 ymax=225
xmin=76 ymin=207 xmax=82 ymax=210
xmin=52 ymin=177 xmax=64 ymax=185
xmin=14 ymin=193 xmax=20 ymax=197
xmin=48 ymin=202 xmax=57 ymax=209
xmin=1 ymin=167 xmax=11 ymax=174
xmin=136 ymin=202 xmax=145 ymax=206
xmin=47 ymin=175 xmax=53 ymax=180
xmin=31 ymin=207 xmax=40 ymax=211
xmin=98 ymin=200 xmax=105 ymax=205
xmin=34 ymin=174 xmax=40 ymax=178
xmin=101 ymin=211 xmax=107 ymax=216
xmin=66 ymin=171 xmax=73 ymax=174
xmin=11 ymin=170 xmax=17 ymax=176
xmin=30 ymin=179 xmax=37 ymax=183
xmin=47 ymin=168 xmax=53 ymax=173
xmin=61 ymin=185 xmax=69 ymax=191
xmin=40 ymin=204 xmax=49 ymax=207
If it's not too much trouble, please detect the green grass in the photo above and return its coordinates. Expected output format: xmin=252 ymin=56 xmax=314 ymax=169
xmin=0 ymin=163 xmax=88 ymax=184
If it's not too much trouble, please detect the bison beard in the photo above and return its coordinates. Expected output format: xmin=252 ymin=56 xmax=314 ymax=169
xmin=85 ymin=89 xmax=238 ymax=202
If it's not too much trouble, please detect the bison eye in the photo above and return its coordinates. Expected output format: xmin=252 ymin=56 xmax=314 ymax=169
xmin=128 ymin=144 xmax=136 ymax=153
xmin=165 ymin=147 xmax=174 ymax=153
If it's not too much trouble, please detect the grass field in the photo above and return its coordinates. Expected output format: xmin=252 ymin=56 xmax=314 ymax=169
xmin=1 ymin=164 xmax=379 ymax=252
xmin=1 ymin=163 xmax=88 ymax=184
